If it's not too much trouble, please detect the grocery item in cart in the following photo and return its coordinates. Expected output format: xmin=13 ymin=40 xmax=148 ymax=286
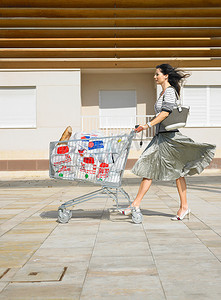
xmin=49 ymin=130 xmax=143 ymax=224
xmin=97 ymin=162 xmax=110 ymax=180
xmin=73 ymin=131 xmax=102 ymax=140
xmin=77 ymin=156 xmax=99 ymax=181
xmin=88 ymin=140 xmax=104 ymax=150
xmin=59 ymin=126 xmax=72 ymax=143
xmin=51 ymin=144 xmax=75 ymax=178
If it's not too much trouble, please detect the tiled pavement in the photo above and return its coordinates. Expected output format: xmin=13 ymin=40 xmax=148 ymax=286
xmin=0 ymin=170 xmax=221 ymax=300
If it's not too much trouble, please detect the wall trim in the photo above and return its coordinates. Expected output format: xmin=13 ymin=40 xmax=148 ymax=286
xmin=0 ymin=158 xmax=220 ymax=171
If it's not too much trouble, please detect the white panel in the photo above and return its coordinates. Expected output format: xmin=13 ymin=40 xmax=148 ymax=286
xmin=0 ymin=70 xmax=81 ymax=86
xmin=183 ymin=86 xmax=207 ymax=126
xmin=209 ymin=87 xmax=221 ymax=126
xmin=99 ymin=90 xmax=136 ymax=128
xmin=0 ymin=87 xmax=36 ymax=128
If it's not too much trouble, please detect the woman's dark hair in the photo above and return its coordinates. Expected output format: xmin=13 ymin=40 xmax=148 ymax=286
xmin=156 ymin=64 xmax=190 ymax=95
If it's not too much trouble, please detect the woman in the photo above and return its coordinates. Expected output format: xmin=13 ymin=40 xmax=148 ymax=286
xmin=122 ymin=64 xmax=216 ymax=220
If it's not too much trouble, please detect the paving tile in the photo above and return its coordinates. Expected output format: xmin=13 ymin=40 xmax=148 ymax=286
xmin=0 ymin=283 xmax=81 ymax=300
xmin=0 ymin=268 xmax=19 ymax=282
xmin=95 ymin=231 xmax=147 ymax=243
xmin=163 ymin=278 xmax=221 ymax=300
xmin=156 ymin=259 xmax=221 ymax=279
xmin=0 ymin=172 xmax=221 ymax=299
xmin=98 ymin=221 xmax=143 ymax=232
xmin=0 ymin=214 xmax=16 ymax=221
xmin=1 ymin=233 xmax=49 ymax=242
xmin=93 ymin=242 xmax=151 ymax=257
xmin=11 ymin=265 xmax=65 ymax=282
xmin=0 ymin=282 xmax=8 ymax=294
xmin=89 ymin=256 xmax=156 ymax=273
xmin=40 ymin=234 xmax=97 ymax=248
xmin=184 ymin=221 xmax=211 ymax=230
xmin=0 ymin=241 xmax=40 ymax=252
xmin=81 ymin=273 xmax=165 ymax=299
xmin=29 ymin=247 xmax=92 ymax=264
xmin=0 ymin=251 xmax=34 ymax=268
xmin=207 ymin=247 xmax=221 ymax=260
xmin=0 ymin=209 xmax=26 ymax=215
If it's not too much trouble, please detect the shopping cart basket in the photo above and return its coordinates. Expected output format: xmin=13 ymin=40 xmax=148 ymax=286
xmin=49 ymin=130 xmax=143 ymax=224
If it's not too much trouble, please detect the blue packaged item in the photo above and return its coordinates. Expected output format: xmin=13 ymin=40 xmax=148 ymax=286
xmin=88 ymin=140 xmax=104 ymax=150
xmin=81 ymin=135 xmax=90 ymax=141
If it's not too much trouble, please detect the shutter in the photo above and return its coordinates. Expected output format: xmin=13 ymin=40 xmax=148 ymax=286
xmin=209 ymin=87 xmax=221 ymax=126
xmin=0 ymin=87 xmax=36 ymax=128
xmin=99 ymin=90 xmax=136 ymax=128
xmin=183 ymin=86 xmax=207 ymax=126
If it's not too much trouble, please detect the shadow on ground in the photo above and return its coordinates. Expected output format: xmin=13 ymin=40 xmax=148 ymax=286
xmin=0 ymin=176 xmax=220 ymax=191
xmin=40 ymin=208 xmax=173 ymax=221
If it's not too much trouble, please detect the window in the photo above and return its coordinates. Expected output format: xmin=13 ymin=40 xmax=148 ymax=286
xmin=0 ymin=87 xmax=36 ymax=128
xmin=99 ymin=90 xmax=136 ymax=128
xmin=183 ymin=86 xmax=221 ymax=127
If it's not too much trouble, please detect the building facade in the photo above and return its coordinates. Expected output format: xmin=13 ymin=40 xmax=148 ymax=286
xmin=0 ymin=0 xmax=221 ymax=170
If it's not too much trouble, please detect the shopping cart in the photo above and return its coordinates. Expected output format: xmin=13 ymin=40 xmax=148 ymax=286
xmin=49 ymin=130 xmax=143 ymax=224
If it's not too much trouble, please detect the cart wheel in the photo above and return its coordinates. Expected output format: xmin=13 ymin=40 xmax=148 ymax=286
xmin=132 ymin=211 xmax=143 ymax=224
xmin=58 ymin=209 xmax=71 ymax=224
xmin=67 ymin=210 xmax=72 ymax=219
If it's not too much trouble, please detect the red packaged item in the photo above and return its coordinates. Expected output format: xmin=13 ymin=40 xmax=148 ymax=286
xmin=98 ymin=162 xmax=109 ymax=179
xmin=100 ymin=163 xmax=108 ymax=168
xmin=83 ymin=157 xmax=95 ymax=164
xmin=54 ymin=154 xmax=71 ymax=166
xmin=57 ymin=165 xmax=71 ymax=173
xmin=57 ymin=146 xmax=69 ymax=154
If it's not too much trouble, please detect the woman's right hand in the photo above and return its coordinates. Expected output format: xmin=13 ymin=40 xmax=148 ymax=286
xmin=135 ymin=124 xmax=148 ymax=133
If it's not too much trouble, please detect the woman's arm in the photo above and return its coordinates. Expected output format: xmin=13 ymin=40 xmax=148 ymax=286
xmin=135 ymin=111 xmax=169 ymax=132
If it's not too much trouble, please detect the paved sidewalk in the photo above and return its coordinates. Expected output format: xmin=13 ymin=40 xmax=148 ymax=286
xmin=0 ymin=170 xmax=221 ymax=299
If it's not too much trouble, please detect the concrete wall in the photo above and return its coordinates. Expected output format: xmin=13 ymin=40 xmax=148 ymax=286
xmin=0 ymin=70 xmax=81 ymax=163
xmin=0 ymin=68 xmax=220 ymax=171
xmin=81 ymin=69 xmax=220 ymax=166
xmin=81 ymin=71 xmax=156 ymax=116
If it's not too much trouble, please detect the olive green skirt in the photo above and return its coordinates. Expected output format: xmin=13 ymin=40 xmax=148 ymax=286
xmin=131 ymin=131 xmax=216 ymax=181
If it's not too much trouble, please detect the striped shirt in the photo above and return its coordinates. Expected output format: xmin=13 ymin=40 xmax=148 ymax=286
xmin=154 ymin=86 xmax=178 ymax=134
xmin=154 ymin=86 xmax=177 ymax=114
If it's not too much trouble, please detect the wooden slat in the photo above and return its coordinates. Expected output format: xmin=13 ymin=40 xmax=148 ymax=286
xmin=1 ymin=18 xmax=221 ymax=28
xmin=1 ymin=8 xmax=221 ymax=18
xmin=2 ymin=38 xmax=221 ymax=48
xmin=116 ymin=0 xmax=221 ymax=8
xmin=0 ymin=38 xmax=116 ymax=48
xmin=0 ymin=8 xmax=116 ymax=18
xmin=0 ymin=0 xmax=220 ymax=8
xmin=115 ymin=38 xmax=221 ymax=48
xmin=0 ymin=1 xmax=221 ymax=69
xmin=1 ymin=29 xmax=221 ymax=39
xmin=1 ymin=48 xmax=221 ymax=59
xmin=0 ymin=59 xmax=221 ymax=70
xmin=0 ymin=0 xmax=116 ymax=8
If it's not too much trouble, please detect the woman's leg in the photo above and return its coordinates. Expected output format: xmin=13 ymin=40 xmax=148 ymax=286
xmin=176 ymin=177 xmax=188 ymax=216
xmin=132 ymin=178 xmax=152 ymax=208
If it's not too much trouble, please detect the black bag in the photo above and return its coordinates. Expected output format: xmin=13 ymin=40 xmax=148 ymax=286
xmin=161 ymin=89 xmax=190 ymax=131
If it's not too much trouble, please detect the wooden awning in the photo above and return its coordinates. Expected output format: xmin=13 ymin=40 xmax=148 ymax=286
xmin=0 ymin=0 xmax=221 ymax=69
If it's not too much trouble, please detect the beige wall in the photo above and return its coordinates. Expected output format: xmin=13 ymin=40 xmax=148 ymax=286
xmin=1 ymin=68 xmax=220 ymax=163
xmin=81 ymin=71 xmax=156 ymax=160
xmin=81 ymin=72 xmax=156 ymax=116
xmin=0 ymin=70 xmax=81 ymax=160
xmin=81 ymin=69 xmax=221 ymax=160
